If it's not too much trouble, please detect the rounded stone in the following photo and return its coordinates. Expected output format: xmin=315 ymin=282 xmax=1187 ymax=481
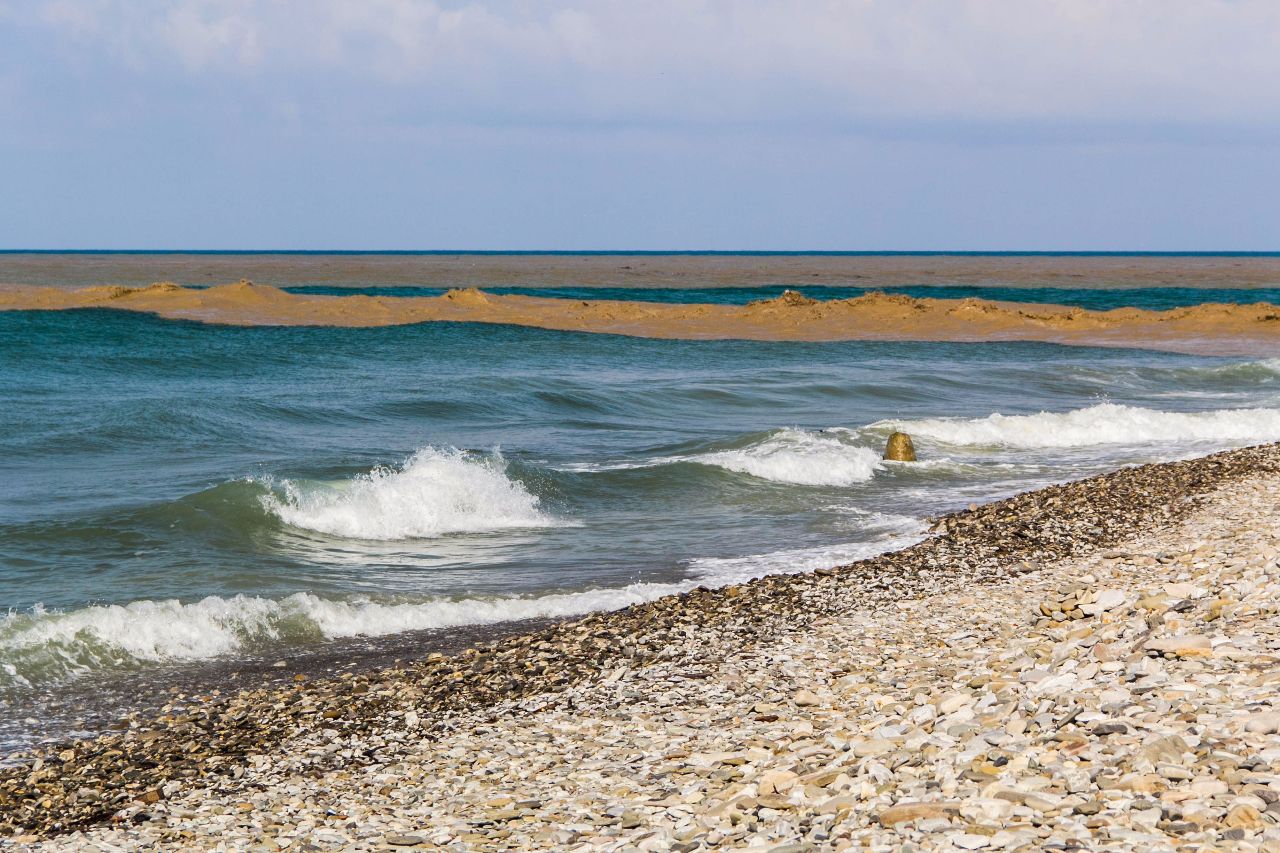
xmin=884 ymin=432 xmax=917 ymax=462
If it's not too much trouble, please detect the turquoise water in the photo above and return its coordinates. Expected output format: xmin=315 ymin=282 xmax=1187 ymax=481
xmin=286 ymin=284 xmax=1280 ymax=311
xmin=2 ymin=296 xmax=1280 ymax=747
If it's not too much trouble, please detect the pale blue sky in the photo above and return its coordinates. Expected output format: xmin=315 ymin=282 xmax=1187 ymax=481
xmin=2 ymin=1 xmax=1279 ymax=250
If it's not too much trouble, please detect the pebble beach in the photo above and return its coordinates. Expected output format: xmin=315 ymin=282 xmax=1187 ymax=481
xmin=5 ymin=444 xmax=1280 ymax=851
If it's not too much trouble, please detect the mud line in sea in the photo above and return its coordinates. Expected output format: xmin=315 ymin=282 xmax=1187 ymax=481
xmin=3 ymin=281 xmax=1280 ymax=355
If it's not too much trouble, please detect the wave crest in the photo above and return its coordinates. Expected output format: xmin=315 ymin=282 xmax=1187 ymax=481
xmin=0 ymin=529 xmax=922 ymax=690
xmin=880 ymin=403 xmax=1280 ymax=449
xmin=260 ymin=447 xmax=559 ymax=540
xmin=690 ymin=428 xmax=883 ymax=486
xmin=1 ymin=589 xmax=667 ymax=688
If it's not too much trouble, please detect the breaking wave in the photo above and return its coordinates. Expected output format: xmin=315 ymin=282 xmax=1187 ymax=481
xmin=688 ymin=428 xmax=883 ymax=486
xmin=686 ymin=516 xmax=924 ymax=582
xmin=0 ymin=522 xmax=924 ymax=690
xmin=0 ymin=588 xmax=658 ymax=688
xmin=879 ymin=403 xmax=1280 ymax=449
xmin=259 ymin=447 xmax=560 ymax=540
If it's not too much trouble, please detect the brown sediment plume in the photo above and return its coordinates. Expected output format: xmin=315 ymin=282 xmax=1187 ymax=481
xmin=1 ymin=281 xmax=1278 ymax=356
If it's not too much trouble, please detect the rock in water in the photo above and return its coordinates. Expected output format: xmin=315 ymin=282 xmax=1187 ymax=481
xmin=884 ymin=431 xmax=916 ymax=461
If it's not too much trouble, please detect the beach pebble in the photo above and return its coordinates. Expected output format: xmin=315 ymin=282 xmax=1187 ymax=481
xmin=1145 ymin=635 xmax=1213 ymax=658
xmin=952 ymin=833 xmax=992 ymax=849
xmin=1244 ymin=712 xmax=1280 ymax=734
xmin=1081 ymin=589 xmax=1127 ymax=615
xmin=878 ymin=802 xmax=962 ymax=826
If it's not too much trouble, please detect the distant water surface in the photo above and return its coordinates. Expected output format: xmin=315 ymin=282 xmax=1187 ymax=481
xmin=4 ymin=251 xmax=1280 ymax=290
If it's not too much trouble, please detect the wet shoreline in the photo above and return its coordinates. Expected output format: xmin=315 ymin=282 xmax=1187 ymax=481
xmin=0 ymin=618 xmax=562 ymax=758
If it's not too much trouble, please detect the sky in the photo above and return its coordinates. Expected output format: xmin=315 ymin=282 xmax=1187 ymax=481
xmin=1 ymin=0 xmax=1279 ymax=250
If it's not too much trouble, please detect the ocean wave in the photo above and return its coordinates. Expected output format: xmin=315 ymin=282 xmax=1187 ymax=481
xmin=1177 ymin=358 xmax=1280 ymax=379
xmin=878 ymin=403 xmax=1280 ymax=449
xmin=686 ymin=522 xmax=924 ymax=584
xmin=688 ymin=428 xmax=883 ymax=486
xmin=554 ymin=428 xmax=885 ymax=486
xmin=552 ymin=459 xmax=659 ymax=473
xmin=0 ymin=596 xmax=285 ymax=689
xmin=0 ymin=524 xmax=923 ymax=689
xmin=259 ymin=447 xmax=561 ymax=540
xmin=0 ymin=587 xmax=661 ymax=688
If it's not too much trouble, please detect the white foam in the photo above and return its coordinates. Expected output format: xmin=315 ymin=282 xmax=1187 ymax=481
xmin=0 ymin=528 xmax=923 ymax=688
xmin=0 ymin=597 xmax=285 ymax=688
xmin=552 ymin=459 xmax=658 ymax=473
xmin=260 ymin=447 xmax=560 ymax=540
xmin=879 ymin=403 xmax=1280 ymax=449
xmin=690 ymin=428 xmax=883 ymax=486
xmin=0 ymin=588 xmax=677 ymax=688
xmin=687 ymin=527 xmax=925 ymax=586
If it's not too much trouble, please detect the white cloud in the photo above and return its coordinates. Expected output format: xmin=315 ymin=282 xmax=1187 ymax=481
xmin=20 ymin=0 xmax=1280 ymax=126
xmin=158 ymin=1 xmax=261 ymax=69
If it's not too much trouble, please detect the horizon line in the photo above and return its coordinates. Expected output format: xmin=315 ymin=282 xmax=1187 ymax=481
xmin=3 ymin=249 xmax=1280 ymax=257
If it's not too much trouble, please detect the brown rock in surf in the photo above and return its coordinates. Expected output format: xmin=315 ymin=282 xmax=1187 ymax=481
xmin=884 ymin=431 xmax=916 ymax=461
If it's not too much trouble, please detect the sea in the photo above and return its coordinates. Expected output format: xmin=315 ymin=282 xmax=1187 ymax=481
xmin=3 ymin=251 xmax=1280 ymax=751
